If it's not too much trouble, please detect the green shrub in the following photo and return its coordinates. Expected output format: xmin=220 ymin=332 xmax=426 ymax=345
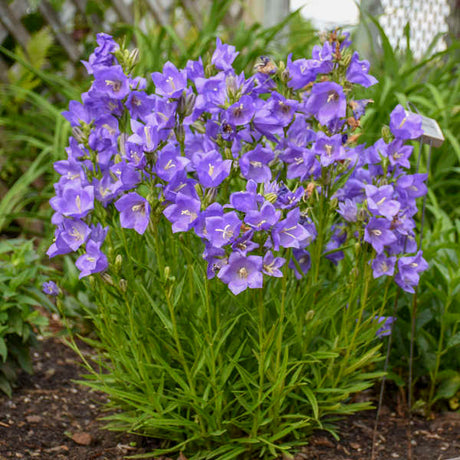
xmin=0 ymin=239 xmax=50 ymax=396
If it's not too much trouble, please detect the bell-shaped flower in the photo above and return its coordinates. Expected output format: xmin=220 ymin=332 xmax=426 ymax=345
xmin=346 ymin=52 xmax=378 ymax=87
xmin=115 ymin=192 xmax=151 ymax=234
xmin=364 ymin=217 xmax=397 ymax=254
xmin=389 ymin=105 xmax=423 ymax=140
xmin=163 ymin=192 xmax=201 ymax=233
xmin=239 ymin=145 xmax=274 ymax=183
xmin=217 ymin=253 xmax=263 ymax=295
xmin=75 ymin=240 xmax=108 ymax=279
xmin=305 ymin=81 xmax=346 ymax=126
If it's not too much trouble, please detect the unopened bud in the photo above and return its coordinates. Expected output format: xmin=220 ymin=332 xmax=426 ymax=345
xmin=164 ymin=266 xmax=170 ymax=280
xmin=358 ymin=207 xmax=367 ymax=221
xmin=177 ymin=91 xmax=196 ymax=118
xmin=72 ymin=126 xmax=86 ymax=143
xmin=175 ymin=125 xmax=185 ymax=144
xmin=128 ymin=48 xmax=139 ymax=69
xmin=204 ymin=186 xmax=218 ymax=204
xmin=280 ymin=69 xmax=290 ymax=84
xmin=305 ymin=310 xmax=315 ymax=321
xmin=119 ymin=279 xmax=128 ymax=292
xmin=115 ymin=255 xmax=123 ymax=271
xmin=101 ymin=273 xmax=114 ymax=286
xmin=226 ymin=75 xmax=238 ymax=98
xmin=118 ymin=133 xmax=127 ymax=157
xmin=342 ymin=52 xmax=352 ymax=67
xmin=193 ymin=183 xmax=204 ymax=199
xmin=382 ymin=125 xmax=392 ymax=143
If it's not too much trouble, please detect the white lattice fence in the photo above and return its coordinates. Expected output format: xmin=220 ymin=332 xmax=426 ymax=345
xmin=380 ymin=0 xmax=451 ymax=58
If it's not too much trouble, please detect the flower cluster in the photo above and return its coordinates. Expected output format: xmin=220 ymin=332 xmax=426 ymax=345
xmin=48 ymin=32 xmax=428 ymax=295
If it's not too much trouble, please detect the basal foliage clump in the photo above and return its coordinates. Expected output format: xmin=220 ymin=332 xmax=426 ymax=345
xmin=46 ymin=31 xmax=429 ymax=459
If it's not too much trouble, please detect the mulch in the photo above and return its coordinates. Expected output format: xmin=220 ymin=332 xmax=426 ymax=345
xmin=0 ymin=335 xmax=459 ymax=460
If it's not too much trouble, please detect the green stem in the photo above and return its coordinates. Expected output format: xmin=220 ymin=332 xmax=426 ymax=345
xmin=335 ymin=258 xmax=372 ymax=385
xmin=275 ymin=274 xmax=287 ymax=375
xmin=204 ymin=275 xmax=222 ymax=428
xmin=427 ymin=298 xmax=451 ymax=413
xmin=252 ymin=288 xmax=265 ymax=437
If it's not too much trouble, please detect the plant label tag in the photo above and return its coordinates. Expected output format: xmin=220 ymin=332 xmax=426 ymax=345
xmin=406 ymin=111 xmax=444 ymax=148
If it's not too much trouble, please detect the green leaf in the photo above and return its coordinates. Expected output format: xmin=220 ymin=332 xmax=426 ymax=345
xmin=0 ymin=337 xmax=7 ymax=362
xmin=435 ymin=375 xmax=460 ymax=401
xmin=301 ymin=386 xmax=319 ymax=420
xmin=0 ymin=375 xmax=12 ymax=397
xmin=446 ymin=333 xmax=460 ymax=350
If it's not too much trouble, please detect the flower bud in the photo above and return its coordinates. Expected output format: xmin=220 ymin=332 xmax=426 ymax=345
xmin=382 ymin=125 xmax=392 ymax=143
xmin=194 ymin=183 xmax=204 ymax=199
xmin=119 ymin=279 xmax=128 ymax=292
xmin=101 ymin=273 xmax=114 ymax=286
xmin=305 ymin=310 xmax=315 ymax=321
xmin=177 ymin=91 xmax=196 ymax=118
xmin=280 ymin=68 xmax=290 ymax=84
xmin=175 ymin=125 xmax=185 ymax=144
xmin=128 ymin=48 xmax=139 ymax=69
xmin=72 ymin=127 xmax=86 ymax=144
xmin=164 ymin=266 xmax=170 ymax=280
xmin=342 ymin=52 xmax=352 ymax=67
xmin=115 ymin=255 xmax=123 ymax=271
xmin=226 ymin=75 xmax=238 ymax=99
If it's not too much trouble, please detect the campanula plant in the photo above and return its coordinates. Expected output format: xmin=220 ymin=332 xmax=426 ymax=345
xmin=46 ymin=31 xmax=429 ymax=459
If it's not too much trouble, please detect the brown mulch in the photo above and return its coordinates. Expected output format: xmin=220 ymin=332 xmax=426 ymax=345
xmin=0 ymin=336 xmax=459 ymax=460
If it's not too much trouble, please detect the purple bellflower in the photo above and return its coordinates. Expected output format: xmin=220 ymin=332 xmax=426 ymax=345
xmin=305 ymin=82 xmax=346 ymax=126
xmin=115 ymin=192 xmax=151 ymax=234
xmin=93 ymin=65 xmax=130 ymax=99
xmin=375 ymin=316 xmax=396 ymax=337
xmin=364 ymin=217 xmax=397 ymax=254
xmin=196 ymin=151 xmax=232 ymax=188
xmin=50 ymin=185 xmax=94 ymax=219
xmin=151 ymin=62 xmax=187 ymax=98
xmin=371 ymin=253 xmax=396 ymax=278
xmin=163 ymin=193 xmax=201 ymax=233
xmin=262 ymin=251 xmax=285 ymax=277
xmin=75 ymin=240 xmax=108 ymax=279
xmin=239 ymin=145 xmax=274 ymax=183
xmin=395 ymin=251 xmax=429 ymax=293
xmin=365 ymin=184 xmax=400 ymax=220
xmin=346 ymin=52 xmax=378 ymax=87
xmin=42 ymin=280 xmax=59 ymax=296
xmin=389 ymin=105 xmax=423 ymax=140
xmin=217 ymin=252 xmax=263 ymax=295
xmin=211 ymin=38 xmax=239 ymax=71
xmin=205 ymin=212 xmax=242 ymax=248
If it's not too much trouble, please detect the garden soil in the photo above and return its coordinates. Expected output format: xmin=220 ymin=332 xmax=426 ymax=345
xmin=0 ymin=335 xmax=459 ymax=460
